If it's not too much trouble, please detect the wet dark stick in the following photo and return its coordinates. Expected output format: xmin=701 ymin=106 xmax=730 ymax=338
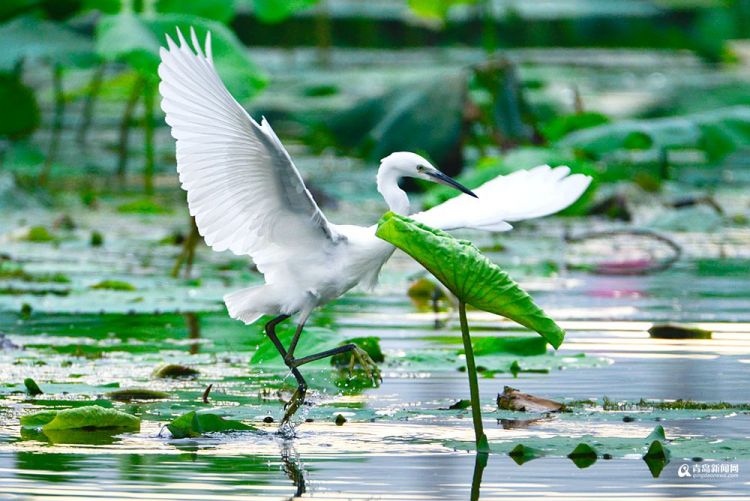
xmin=458 ymin=301 xmax=490 ymax=453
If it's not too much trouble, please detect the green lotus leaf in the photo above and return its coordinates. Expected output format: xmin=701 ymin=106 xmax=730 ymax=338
xmin=39 ymin=406 xmax=140 ymax=432
xmin=95 ymin=13 xmax=266 ymax=99
xmin=646 ymin=424 xmax=667 ymax=442
xmin=23 ymin=377 xmax=43 ymax=396
xmin=508 ymin=443 xmax=545 ymax=465
xmin=20 ymin=410 xmax=58 ymax=429
xmin=167 ymin=411 xmax=256 ymax=439
xmin=253 ymin=0 xmax=318 ymax=23
xmin=375 ymin=212 xmax=565 ymax=348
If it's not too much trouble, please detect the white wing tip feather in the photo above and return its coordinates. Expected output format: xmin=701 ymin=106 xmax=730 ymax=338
xmin=161 ymin=26 xmax=213 ymax=64
xmin=414 ymin=164 xmax=593 ymax=232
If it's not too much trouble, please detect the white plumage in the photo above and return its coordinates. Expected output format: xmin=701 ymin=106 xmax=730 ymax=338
xmin=158 ymin=29 xmax=592 ymax=328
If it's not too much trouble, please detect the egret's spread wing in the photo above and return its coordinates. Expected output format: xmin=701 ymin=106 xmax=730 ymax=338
xmin=158 ymin=28 xmax=340 ymax=271
xmin=412 ymin=165 xmax=591 ymax=231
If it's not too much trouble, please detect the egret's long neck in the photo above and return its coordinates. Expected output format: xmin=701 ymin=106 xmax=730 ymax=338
xmin=376 ymin=164 xmax=409 ymax=215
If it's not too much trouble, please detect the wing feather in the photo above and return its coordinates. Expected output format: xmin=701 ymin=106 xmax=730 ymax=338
xmin=158 ymin=28 xmax=341 ymax=276
xmin=412 ymin=165 xmax=591 ymax=231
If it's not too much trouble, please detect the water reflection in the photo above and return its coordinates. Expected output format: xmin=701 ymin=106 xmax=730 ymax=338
xmin=470 ymin=452 xmax=488 ymax=501
xmin=184 ymin=312 xmax=201 ymax=355
xmin=280 ymin=440 xmax=306 ymax=498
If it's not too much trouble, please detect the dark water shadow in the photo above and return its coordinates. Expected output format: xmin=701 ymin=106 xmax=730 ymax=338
xmin=280 ymin=440 xmax=307 ymax=498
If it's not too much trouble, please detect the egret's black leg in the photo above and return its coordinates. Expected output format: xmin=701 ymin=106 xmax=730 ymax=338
xmin=292 ymin=343 xmax=382 ymax=383
xmin=284 ymin=308 xmax=313 ymax=362
xmin=264 ymin=315 xmax=307 ymax=392
xmin=264 ymin=315 xmax=309 ymax=427
xmin=291 ymin=343 xmax=359 ymax=367
xmin=264 ymin=314 xmax=290 ymax=358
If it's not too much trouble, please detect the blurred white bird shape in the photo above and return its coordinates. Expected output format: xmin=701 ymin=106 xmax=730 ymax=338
xmin=158 ymin=28 xmax=591 ymax=421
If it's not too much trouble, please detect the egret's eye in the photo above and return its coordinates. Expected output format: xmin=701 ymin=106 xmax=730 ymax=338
xmin=416 ymin=165 xmax=425 ymax=173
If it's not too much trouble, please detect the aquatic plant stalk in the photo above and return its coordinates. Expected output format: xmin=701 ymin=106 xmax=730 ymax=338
xmin=76 ymin=63 xmax=105 ymax=146
xmin=458 ymin=301 xmax=489 ymax=453
xmin=40 ymin=63 xmax=64 ymax=186
xmin=171 ymin=217 xmax=200 ymax=278
xmin=143 ymin=79 xmax=155 ymax=195
xmin=117 ymin=76 xmax=144 ymax=185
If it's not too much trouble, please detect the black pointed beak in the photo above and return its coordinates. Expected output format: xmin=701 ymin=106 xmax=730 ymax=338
xmin=426 ymin=170 xmax=478 ymax=198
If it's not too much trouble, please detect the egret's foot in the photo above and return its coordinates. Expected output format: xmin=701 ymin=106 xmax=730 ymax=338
xmin=280 ymin=384 xmax=307 ymax=427
xmin=347 ymin=346 xmax=382 ymax=385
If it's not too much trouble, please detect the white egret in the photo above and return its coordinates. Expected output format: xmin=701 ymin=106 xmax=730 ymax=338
xmin=158 ymin=28 xmax=592 ymax=422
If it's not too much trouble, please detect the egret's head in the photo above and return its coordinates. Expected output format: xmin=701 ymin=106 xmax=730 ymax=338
xmin=380 ymin=152 xmax=477 ymax=198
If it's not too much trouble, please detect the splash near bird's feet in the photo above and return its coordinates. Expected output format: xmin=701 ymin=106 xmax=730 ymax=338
xmin=280 ymin=384 xmax=307 ymax=430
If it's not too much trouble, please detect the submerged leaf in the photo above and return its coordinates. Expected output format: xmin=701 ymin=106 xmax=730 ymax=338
xmin=40 ymin=406 xmax=140 ymax=432
xmin=167 ymin=410 xmax=255 ymax=438
xmin=376 ymin=213 xmax=565 ymax=348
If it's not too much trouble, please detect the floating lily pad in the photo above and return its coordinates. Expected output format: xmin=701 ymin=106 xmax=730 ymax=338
xmin=90 ymin=280 xmax=137 ymax=292
xmin=22 ymin=406 xmax=140 ymax=432
xmin=153 ymin=364 xmax=200 ymax=379
xmin=24 ymin=226 xmax=56 ymax=243
xmin=648 ymin=324 xmax=712 ymax=340
xmin=20 ymin=410 xmax=58 ymax=429
xmin=508 ymin=444 xmax=545 ymax=465
xmin=106 ymin=388 xmax=169 ymax=402
xmin=166 ymin=411 xmax=255 ymax=439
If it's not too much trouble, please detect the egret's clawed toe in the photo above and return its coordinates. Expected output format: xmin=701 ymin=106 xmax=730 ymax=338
xmin=347 ymin=346 xmax=382 ymax=385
